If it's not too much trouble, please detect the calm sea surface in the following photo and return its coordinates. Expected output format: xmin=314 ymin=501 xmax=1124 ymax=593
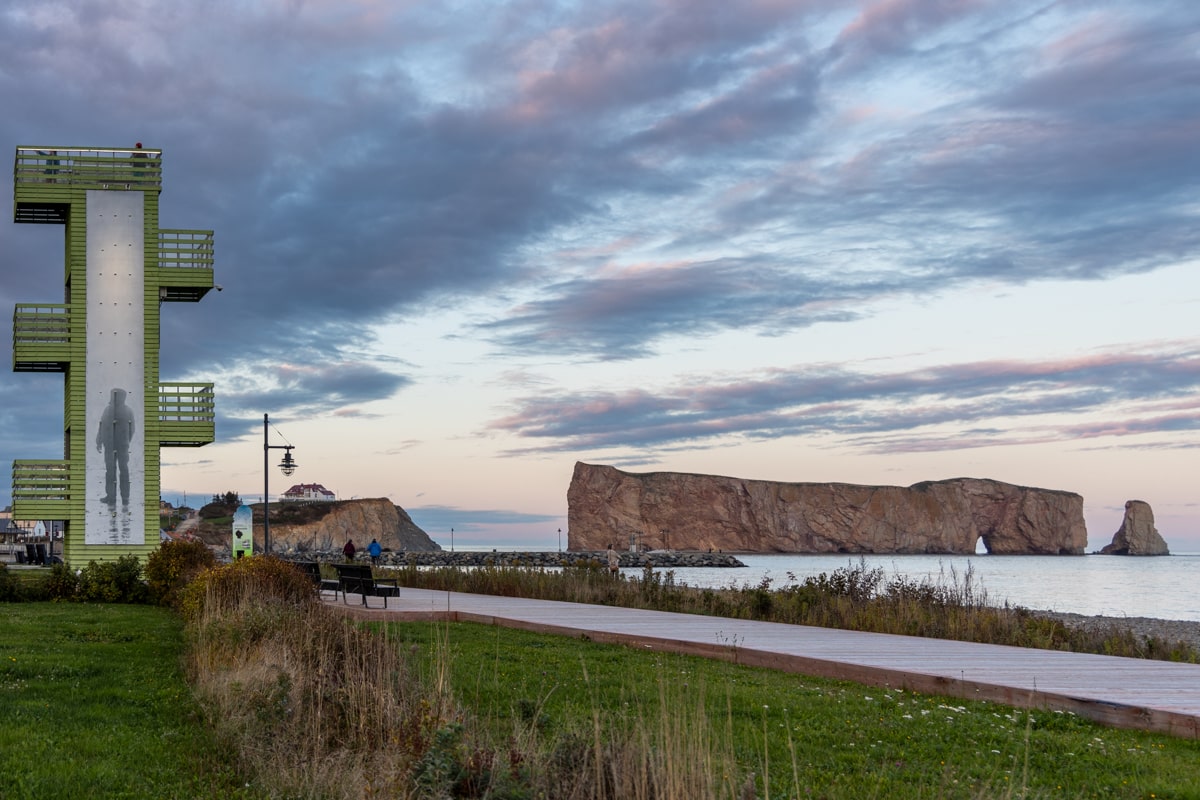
xmin=651 ymin=553 xmax=1200 ymax=622
xmin=468 ymin=548 xmax=1200 ymax=621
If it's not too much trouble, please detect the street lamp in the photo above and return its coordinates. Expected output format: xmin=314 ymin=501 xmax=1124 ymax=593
xmin=263 ymin=413 xmax=298 ymax=555
xmin=450 ymin=527 xmax=454 ymax=553
xmin=558 ymin=527 xmax=562 ymax=553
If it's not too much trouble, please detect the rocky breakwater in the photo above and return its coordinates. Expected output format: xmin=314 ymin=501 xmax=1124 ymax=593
xmin=1099 ymin=500 xmax=1169 ymax=555
xmin=265 ymin=497 xmax=441 ymax=553
xmin=567 ymin=463 xmax=1088 ymax=555
xmin=296 ymin=550 xmax=745 ymax=569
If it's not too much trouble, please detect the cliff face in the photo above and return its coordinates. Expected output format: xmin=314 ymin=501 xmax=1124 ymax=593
xmin=260 ymin=498 xmax=441 ymax=552
xmin=567 ymin=463 xmax=1087 ymax=555
xmin=1099 ymin=500 xmax=1169 ymax=555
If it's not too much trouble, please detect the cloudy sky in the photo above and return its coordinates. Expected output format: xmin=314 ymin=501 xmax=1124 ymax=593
xmin=2 ymin=0 xmax=1197 ymax=551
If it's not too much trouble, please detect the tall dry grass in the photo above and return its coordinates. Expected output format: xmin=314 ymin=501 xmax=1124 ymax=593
xmin=182 ymin=557 xmax=457 ymax=796
xmin=181 ymin=556 xmax=746 ymax=799
xmin=391 ymin=559 xmax=1199 ymax=662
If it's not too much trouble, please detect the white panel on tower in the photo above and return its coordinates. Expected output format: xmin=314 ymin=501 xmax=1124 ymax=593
xmin=85 ymin=191 xmax=146 ymax=545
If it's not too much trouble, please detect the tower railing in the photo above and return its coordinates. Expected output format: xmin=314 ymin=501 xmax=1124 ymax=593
xmin=158 ymin=382 xmax=216 ymax=421
xmin=13 ymin=303 xmax=69 ymax=342
xmin=11 ymin=460 xmax=71 ymax=506
xmin=158 ymin=383 xmax=216 ymax=446
xmin=12 ymin=304 xmax=70 ymax=371
xmin=159 ymin=230 xmax=214 ymax=269
xmin=14 ymin=146 xmax=162 ymax=191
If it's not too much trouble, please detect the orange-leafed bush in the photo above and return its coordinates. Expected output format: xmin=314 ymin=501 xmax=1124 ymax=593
xmin=179 ymin=554 xmax=315 ymax=622
xmin=145 ymin=539 xmax=217 ymax=608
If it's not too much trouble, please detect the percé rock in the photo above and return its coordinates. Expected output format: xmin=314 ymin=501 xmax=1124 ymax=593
xmin=262 ymin=498 xmax=441 ymax=553
xmin=567 ymin=463 xmax=1087 ymax=555
xmin=1099 ymin=500 xmax=1169 ymax=555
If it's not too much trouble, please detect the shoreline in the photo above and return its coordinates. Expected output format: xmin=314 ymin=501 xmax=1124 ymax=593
xmin=282 ymin=551 xmax=1200 ymax=646
xmin=1030 ymin=611 xmax=1200 ymax=652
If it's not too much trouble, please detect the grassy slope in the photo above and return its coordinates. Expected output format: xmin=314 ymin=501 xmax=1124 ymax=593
xmin=389 ymin=619 xmax=1200 ymax=799
xmin=5 ymin=582 xmax=1200 ymax=798
xmin=0 ymin=603 xmax=260 ymax=800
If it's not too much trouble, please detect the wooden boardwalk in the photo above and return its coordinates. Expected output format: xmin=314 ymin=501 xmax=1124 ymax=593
xmin=330 ymin=587 xmax=1200 ymax=739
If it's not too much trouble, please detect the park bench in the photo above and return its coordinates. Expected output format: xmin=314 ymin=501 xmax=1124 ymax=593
xmin=295 ymin=561 xmax=341 ymax=599
xmin=332 ymin=563 xmax=400 ymax=608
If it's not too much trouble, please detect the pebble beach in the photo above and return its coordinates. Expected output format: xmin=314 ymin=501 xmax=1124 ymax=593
xmin=1035 ymin=611 xmax=1200 ymax=653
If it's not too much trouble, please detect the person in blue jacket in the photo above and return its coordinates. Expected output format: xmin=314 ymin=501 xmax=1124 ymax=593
xmin=367 ymin=538 xmax=382 ymax=566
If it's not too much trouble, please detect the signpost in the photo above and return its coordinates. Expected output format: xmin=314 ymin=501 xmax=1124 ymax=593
xmin=232 ymin=505 xmax=253 ymax=558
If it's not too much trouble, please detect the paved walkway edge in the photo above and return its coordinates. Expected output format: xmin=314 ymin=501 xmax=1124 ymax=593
xmin=335 ymin=601 xmax=1200 ymax=740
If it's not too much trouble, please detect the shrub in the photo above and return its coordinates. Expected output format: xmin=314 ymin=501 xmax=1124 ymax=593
xmin=145 ymin=539 xmax=217 ymax=608
xmin=45 ymin=562 xmax=79 ymax=600
xmin=179 ymin=555 xmax=315 ymax=622
xmin=76 ymin=555 xmax=149 ymax=604
xmin=0 ymin=564 xmax=17 ymax=601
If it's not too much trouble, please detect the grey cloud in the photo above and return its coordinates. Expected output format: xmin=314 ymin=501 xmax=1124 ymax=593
xmin=213 ymin=361 xmax=414 ymax=428
xmin=2 ymin=1 xmax=1198 ymax=500
xmin=0 ymin=376 xmax=64 ymax=459
xmin=478 ymin=258 xmax=866 ymax=359
xmin=7 ymin=0 xmax=1190 ymax=374
xmin=628 ymin=55 xmax=822 ymax=156
xmin=490 ymin=347 xmax=1200 ymax=451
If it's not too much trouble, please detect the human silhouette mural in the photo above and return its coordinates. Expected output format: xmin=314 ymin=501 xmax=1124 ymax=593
xmin=96 ymin=387 xmax=136 ymax=506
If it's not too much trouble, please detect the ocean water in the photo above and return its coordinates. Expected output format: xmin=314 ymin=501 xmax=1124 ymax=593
xmin=642 ymin=553 xmax=1200 ymax=622
xmin=464 ymin=547 xmax=1200 ymax=621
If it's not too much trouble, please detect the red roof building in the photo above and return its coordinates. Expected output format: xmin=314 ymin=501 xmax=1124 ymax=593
xmin=280 ymin=483 xmax=336 ymax=502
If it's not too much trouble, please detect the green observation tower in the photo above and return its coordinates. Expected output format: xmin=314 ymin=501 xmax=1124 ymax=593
xmin=10 ymin=145 xmax=216 ymax=565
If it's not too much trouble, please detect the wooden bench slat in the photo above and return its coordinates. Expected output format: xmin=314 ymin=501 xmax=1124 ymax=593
xmin=332 ymin=563 xmax=400 ymax=608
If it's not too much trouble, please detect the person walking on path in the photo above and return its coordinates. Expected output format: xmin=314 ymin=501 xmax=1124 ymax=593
xmin=343 ymin=538 xmax=356 ymax=562
xmin=367 ymin=538 xmax=382 ymax=566
xmin=606 ymin=543 xmax=620 ymax=576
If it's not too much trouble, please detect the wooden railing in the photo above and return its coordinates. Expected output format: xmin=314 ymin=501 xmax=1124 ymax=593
xmin=159 ymin=230 xmax=214 ymax=269
xmin=13 ymin=304 xmax=69 ymax=344
xmin=158 ymin=383 xmax=215 ymax=446
xmin=14 ymin=146 xmax=162 ymax=191
xmin=11 ymin=460 xmax=71 ymax=503
xmin=158 ymin=383 xmax=215 ymax=422
xmin=12 ymin=304 xmax=70 ymax=371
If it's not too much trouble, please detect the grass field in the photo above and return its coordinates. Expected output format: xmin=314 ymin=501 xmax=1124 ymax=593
xmin=0 ymin=603 xmax=261 ymax=800
xmin=386 ymin=618 xmax=1200 ymax=798
xmin=6 ymin=564 xmax=1200 ymax=798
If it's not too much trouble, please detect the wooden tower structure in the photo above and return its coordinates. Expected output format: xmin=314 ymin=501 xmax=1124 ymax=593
xmin=10 ymin=145 xmax=215 ymax=564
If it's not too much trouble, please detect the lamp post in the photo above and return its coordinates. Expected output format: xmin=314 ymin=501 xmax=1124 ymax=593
xmin=558 ymin=527 xmax=562 ymax=553
xmin=450 ymin=527 xmax=454 ymax=553
xmin=262 ymin=413 xmax=297 ymax=555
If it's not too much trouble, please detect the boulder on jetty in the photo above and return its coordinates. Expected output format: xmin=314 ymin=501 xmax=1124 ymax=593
xmin=567 ymin=462 xmax=1087 ymax=555
xmin=1099 ymin=500 xmax=1169 ymax=555
xmin=285 ymin=550 xmax=744 ymax=570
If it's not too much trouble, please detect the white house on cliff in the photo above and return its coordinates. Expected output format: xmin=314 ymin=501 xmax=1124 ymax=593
xmin=281 ymin=483 xmax=336 ymax=502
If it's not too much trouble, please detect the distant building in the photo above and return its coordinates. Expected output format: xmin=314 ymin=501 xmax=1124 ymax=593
xmin=281 ymin=483 xmax=336 ymax=502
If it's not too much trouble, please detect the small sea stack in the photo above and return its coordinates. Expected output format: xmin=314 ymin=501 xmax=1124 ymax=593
xmin=1099 ymin=500 xmax=1170 ymax=555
